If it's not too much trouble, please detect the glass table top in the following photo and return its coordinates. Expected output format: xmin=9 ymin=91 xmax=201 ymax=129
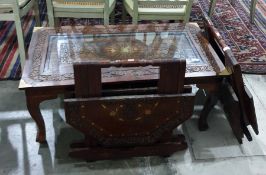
xmin=21 ymin=24 xmax=223 ymax=87
xmin=47 ymin=31 xmax=205 ymax=65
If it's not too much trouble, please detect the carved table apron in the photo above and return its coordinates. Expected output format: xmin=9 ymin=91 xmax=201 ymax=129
xmin=19 ymin=22 xmax=257 ymax=143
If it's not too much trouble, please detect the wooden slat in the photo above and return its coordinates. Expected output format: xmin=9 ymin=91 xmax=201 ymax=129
xmin=138 ymin=0 xmax=188 ymax=6
xmin=55 ymin=0 xmax=105 ymax=4
xmin=73 ymin=63 xmax=101 ymax=97
xmin=74 ymin=59 xmax=186 ymax=95
xmin=158 ymin=60 xmax=186 ymax=94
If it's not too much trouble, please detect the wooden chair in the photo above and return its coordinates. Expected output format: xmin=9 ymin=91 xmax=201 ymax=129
xmin=45 ymin=0 xmax=116 ymax=26
xmin=64 ymin=60 xmax=195 ymax=161
xmin=0 ymin=0 xmax=40 ymax=68
xmin=209 ymin=0 xmax=257 ymax=23
xmin=122 ymin=0 xmax=193 ymax=24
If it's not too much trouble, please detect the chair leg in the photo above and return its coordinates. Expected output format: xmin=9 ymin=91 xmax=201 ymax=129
xmin=14 ymin=17 xmax=26 ymax=69
xmin=208 ymin=0 xmax=217 ymax=16
xmin=47 ymin=17 xmax=55 ymax=27
xmin=104 ymin=11 xmax=109 ymax=25
xmin=54 ymin=17 xmax=60 ymax=27
xmin=250 ymin=0 xmax=257 ymax=23
xmin=110 ymin=10 xmax=115 ymax=25
xmin=183 ymin=18 xmax=189 ymax=23
xmin=33 ymin=1 xmax=41 ymax=26
xmin=104 ymin=17 xmax=109 ymax=25
xmin=183 ymin=0 xmax=193 ymax=23
xmin=122 ymin=4 xmax=127 ymax=24
xmin=46 ymin=0 xmax=55 ymax=27
xmin=132 ymin=17 xmax=138 ymax=24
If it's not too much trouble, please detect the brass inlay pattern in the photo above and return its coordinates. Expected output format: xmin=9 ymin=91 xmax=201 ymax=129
xmin=66 ymin=96 xmax=195 ymax=146
xmin=110 ymin=111 xmax=117 ymax=117
xmin=100 ymin=40 xmax=147 ymax=61
xmin=118 ymin=118 xmax=124 ymax=121
xmin=144 ymin=109 xmax=152 ymax=115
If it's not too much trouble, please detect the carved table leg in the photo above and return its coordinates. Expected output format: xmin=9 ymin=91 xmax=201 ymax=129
xmin=198 ymin=93 xmax=218 ymax=131
xmin=26 ymin=90 xmax=58 ymax=143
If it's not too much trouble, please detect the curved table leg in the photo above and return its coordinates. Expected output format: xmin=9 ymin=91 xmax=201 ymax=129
xmin=198 ymin=93 xmax=218 ymax=131
xmin=26 ymin=90 xmax=58 ymax=143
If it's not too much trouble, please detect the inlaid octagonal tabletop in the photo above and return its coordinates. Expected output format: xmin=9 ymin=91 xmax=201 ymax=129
xmin=20 ymin=23 xmax=226 ymax=88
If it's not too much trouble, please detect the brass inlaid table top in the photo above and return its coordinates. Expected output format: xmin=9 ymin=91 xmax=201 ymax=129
xmin=20 ymin=23 xmax=226 ymax=89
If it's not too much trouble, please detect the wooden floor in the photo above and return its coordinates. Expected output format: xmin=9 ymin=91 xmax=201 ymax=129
xmin=0 ymin=75 xmax=266 ymax=175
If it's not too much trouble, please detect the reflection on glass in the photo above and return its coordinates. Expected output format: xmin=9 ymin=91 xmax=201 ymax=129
xmin=48 ymin=32 xmax=205 ymax=65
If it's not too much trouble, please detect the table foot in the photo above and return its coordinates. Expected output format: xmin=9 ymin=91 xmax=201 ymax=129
xmin=36 ymin=131 xmax=47 ymax=143
xmin=26 ymin=90 xmax=58 ymax=143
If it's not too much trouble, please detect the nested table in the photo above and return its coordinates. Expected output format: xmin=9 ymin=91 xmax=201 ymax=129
xmin=19 ymin=19 xmax=258 ymax=144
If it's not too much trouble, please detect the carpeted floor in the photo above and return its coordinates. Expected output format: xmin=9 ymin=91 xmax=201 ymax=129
xmin=199 ymin=0 xmax=266 ymax=73
xmin=0 ymin=0 xmax=265 ymax=80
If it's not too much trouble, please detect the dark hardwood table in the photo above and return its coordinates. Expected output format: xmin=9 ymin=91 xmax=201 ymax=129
xmin=19 ymin=15 xmax=258 ymax=144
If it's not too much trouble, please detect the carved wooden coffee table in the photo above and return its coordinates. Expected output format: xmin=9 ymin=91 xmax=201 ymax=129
xmin=19 ymin=16 xmax=258 ymax=145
